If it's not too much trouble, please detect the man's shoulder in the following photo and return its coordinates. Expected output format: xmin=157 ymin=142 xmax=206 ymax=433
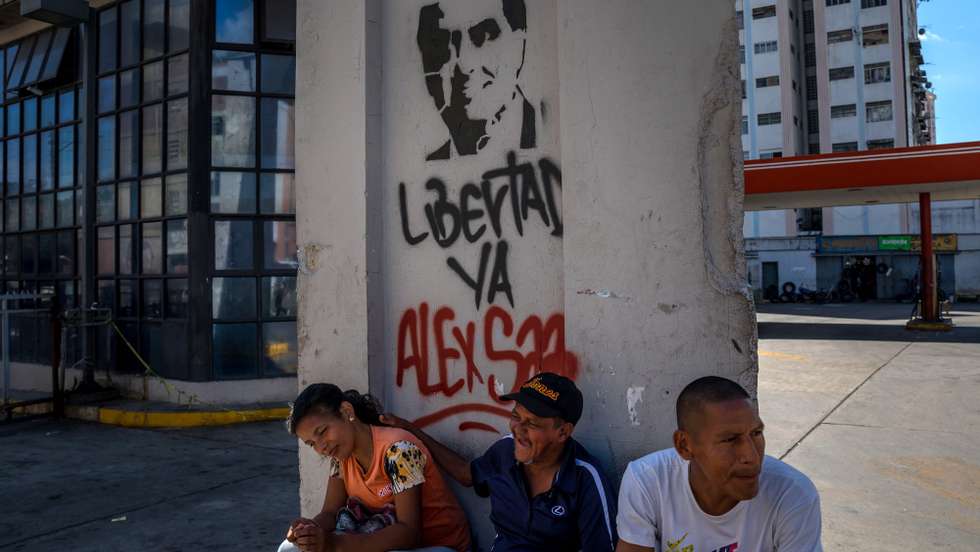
xmin=627 ymin=447 xmax=685 ymax=476
xmin=760 ymin=455 xmax=820 ymax=505
xmin=480 ymin=433 xmax=515 ymax=462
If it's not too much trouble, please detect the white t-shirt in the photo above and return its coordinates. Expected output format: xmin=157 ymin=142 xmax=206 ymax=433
xmin=616 ymin=448 xmax=822 ymax=552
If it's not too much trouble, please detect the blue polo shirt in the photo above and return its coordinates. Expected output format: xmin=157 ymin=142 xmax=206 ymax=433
xmin=470 ymin=435 xmax=618 ymax=552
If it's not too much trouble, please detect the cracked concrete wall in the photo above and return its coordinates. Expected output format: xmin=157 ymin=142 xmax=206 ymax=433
xmin=295 ymin=0 xmax=756 ymax=547
xmin=558 ymin=1 xmax=757 ymax=474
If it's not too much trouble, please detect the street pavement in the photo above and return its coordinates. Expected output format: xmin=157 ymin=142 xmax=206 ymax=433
xmin=758 ymin=302 xmax=980 ymax=550
xmin=1 ymin=302 xmax=977 ymax=550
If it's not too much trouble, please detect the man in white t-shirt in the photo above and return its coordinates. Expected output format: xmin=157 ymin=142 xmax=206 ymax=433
xmin=616 ymin=376 xmax=822 ymax=552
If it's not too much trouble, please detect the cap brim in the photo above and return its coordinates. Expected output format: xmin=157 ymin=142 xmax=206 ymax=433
xmin=500 ymin=391 xmax=563 ymax=419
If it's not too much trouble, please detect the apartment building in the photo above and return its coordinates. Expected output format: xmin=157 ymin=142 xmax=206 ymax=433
xmin=739 ymin=0 xmax=980 ymax=300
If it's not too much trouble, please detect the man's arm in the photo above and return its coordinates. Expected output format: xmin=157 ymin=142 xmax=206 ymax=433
xmin=575 ymin=462 xmax=619 ymax=551
xmin=615 ymin=463 xmax=659 ymax=552
xmin=616 ymin=543 xmax=654 ymax=552
xmin=773 ymin=482 xmax=823 ymax=551
xmin=380 ymin=414 xmax=474 ymax=486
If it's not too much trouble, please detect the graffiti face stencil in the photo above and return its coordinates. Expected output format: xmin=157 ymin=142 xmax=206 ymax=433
xmin=417 ymin=0 xmax=535 ymax=160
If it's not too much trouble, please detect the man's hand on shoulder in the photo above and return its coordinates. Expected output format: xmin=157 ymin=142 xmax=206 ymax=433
xmin=380 ymin=413 xmax=416 ymax=434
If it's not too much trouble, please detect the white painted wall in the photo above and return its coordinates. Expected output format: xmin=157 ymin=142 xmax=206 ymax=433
xmin=295 ymin=2 xmax=755 ymax=549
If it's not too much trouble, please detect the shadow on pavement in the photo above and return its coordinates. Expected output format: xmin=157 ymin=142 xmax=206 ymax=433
xmin=759 ymin=321 xmax=980 ymax=343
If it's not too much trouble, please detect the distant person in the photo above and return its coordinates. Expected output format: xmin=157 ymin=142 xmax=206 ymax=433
xmin=416 ymin=0 xmax=536 ymax=160
xmin=616 ymin=376 xmax=822 ymax=552
xmin=279 ymin=383 xmax=470 ymax=552
xmin=383 ymin=373 xmax=617 ymax=551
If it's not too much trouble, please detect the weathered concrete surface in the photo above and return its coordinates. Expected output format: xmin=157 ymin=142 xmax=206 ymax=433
xmin=0 ymin=421 xmax=297 ymax=552
xmin=758 ymin=302 xmax=980 ymax=550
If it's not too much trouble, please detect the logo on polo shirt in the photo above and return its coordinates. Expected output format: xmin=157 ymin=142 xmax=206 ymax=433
xmin=551 ymin=505 xmax=566 ymax=517
xmin=525 ymin=378 xmax=559 ymax=400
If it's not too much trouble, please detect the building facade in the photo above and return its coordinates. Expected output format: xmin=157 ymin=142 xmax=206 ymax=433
xmin=3 ymin=0 xmax=298 ymax=402
xmin=738 ymin=0 xmax=980 ymax=300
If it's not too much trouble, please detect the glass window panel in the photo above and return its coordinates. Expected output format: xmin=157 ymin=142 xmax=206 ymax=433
xmin=7 ymin=37 xmax=32 ymax=90
xmin=166 ymin=219 xmax=187 ymax=274
xmin=169 ymin=0 xmax=190 ymax=51
xmin=7 ymin=102 xmax=19 ymax=135
xmin=4 ymin=140 xmax=18 ymax=194
xmin=40 ymin=130 xmax=54 ymax=190
xmin=260 ymin=54 xmax=295 ymax=95
xmin=41 ymin=95 xmax=55 ymax=127
xmin=143 ymin=279 xmax=163 ymax=318
xmin=24 ymin=33 xmax=51 ymax=86
xmin=119 ymin=109 xmax=139 ymax=178
xmin=141 ymin=221 xmax=163 ymax=274
xmin=96 ymin=184 xmax=115 ymax=223
xmin=97 ymin=226 xmax=115 ymax=274
xmin=144 ymin=0 xmax=165 ymax=59
xmin=21 ymin=134 xmax=37 ymax=194
xmin=213 ymin=323 xmax=258 ymax=378
xmin=165 ymin=173 xmax=187 ymax=215
xmin=57 ymin=126 xmax=74 ymax=188
xmin=166 ymin=278 xmax=188 ymax=318
xmin=212 ymin=277 xmax=256 ymax=319
xmin=264 ymin=221 xmax=297 ymax=269
xmin=261 ymin=98 xmax=294 ymax=169
xmin=98 ymin=280 xmax=114 ymax=310
xmin=118 ymin=279 xmax=136 ymax=317
xmin=5 ymin=199 xmax=17 ymax=232
xmin=22 ymin=134 xmax=37 ymax=193
xmin=214 ymin=220 xmax=253 ymax=270
xmin=211 ymin=95 xmax=255 ymax=167
xmin=4 ymin=236 xmax=19 ymax=274
xmin=39 ymin=193 xmax=54 ymax=228
xmin=120 ymin=0 xmax=140 ymax=67
xmin=117 ymin=181 xmax=137 ymax=220
xmin=259 ymin=173 xmax=295 ymax=214
xmin=99 ymin=7 xmax=118 ymax=73
xmin=119 ymin=69 xmax=139 ymax=108
xmin=56 ymin=191 xmax=73 ymax=227
xmin=142 ymin=104 xmax=163 ymax=174
xmin=263 ymin=321 xmax=297 ymax=375
xmin=23 ymin=97 xmax=37 ymax=132
xmin=216 ymin=0 xmax=254 ymax=44
xmin=261 ymin=276 xmax=296 ymax=318
xmin=39 ymin=233 xmax=55 ymax=275
xmin=210 ymin=171 xmax=256 ymax=213
xmin=57 ymin=230 xmax=73 ymax=274
xmin=261 ymin=0 xmax=296 ymax=43
xmin=167 ymin=53 xmax=189 ymax=96
xmin=140 ymin=177 xmax=162 ymax=218
xmin=57 ymin=281 xmax=76 ymax=308
xmin=21 ymin=196 xmax=35 ymax=230
xmin=98 ymin=75 xmax=115 ymax=114
xmin=39 ymin=28 xmax=71 ymax=83
xmin=97 ymin=116 xmax=115 ymax=181
xmin=21 ymin=234 xmax=36 ymax=274
xmin=4 ymin=44 xmax=16 ymax=85
xmin=166 ymin=98 xmax=188 ymax=171
xmin=143 ymin=61 xmax=164 ymax=102
xmin=0 ymin=106 xmax=4 ymax=137
xmin=212 ymin=50 xmax=255 ymax=91
xmin=119 ymin=223 xmax=134 ymax=274
xmin=58 ymin=90 xmax=74 ymax=122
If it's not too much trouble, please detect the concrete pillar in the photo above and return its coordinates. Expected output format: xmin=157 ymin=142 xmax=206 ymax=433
xmin=557 ymin=1 xmax=756 ymax=471
xmin=295 ymin=0 xmax=756 ymax=546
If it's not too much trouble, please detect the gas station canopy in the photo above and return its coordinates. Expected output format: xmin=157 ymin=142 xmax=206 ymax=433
xmin=744 ymin=141 xmax=980 ymax=211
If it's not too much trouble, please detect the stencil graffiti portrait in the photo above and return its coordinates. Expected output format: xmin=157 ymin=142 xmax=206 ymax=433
xmin=389 ymin=0 xmax=571 ymax=435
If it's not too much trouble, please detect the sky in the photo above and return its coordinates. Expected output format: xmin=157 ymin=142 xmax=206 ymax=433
xmin=917 ymin=0 xmax=980 ymax=144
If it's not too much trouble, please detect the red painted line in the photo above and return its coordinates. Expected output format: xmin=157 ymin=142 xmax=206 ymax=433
xmin=412 ymin=403 xmax=512 ymax=429
xmin=458 ymin=421 xmax=500 ymax=433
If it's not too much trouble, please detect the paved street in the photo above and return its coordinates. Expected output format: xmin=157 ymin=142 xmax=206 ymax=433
xmin=1 ymin=302 xmax=978 ymax=551
xmin=0 ymin=420 xmax=299 ymax=551
xmin=758 ymin=302 xmax=980 ymax=550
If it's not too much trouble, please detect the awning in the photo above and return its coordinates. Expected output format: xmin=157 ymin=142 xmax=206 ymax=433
xmin=5 ymin=27 xmax=72 ymax=93
xmin=744 ymin=141 xmax=980 ymax=211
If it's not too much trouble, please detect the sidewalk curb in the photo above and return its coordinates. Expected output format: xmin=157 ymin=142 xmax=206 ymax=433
xmin=65 ymin=404 xmax=289 ymax=428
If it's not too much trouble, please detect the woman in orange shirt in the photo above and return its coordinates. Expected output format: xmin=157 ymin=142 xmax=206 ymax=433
xmin=278 ymin=384 xmax=471 ymax=552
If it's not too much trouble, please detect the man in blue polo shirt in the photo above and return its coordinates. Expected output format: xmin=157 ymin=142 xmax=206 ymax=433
xmin=382 ymin=373 xmax=617 ymax=551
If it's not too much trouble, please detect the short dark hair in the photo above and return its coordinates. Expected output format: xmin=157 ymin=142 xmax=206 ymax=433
xmin=286 ymin=383 xmax=383 ymax=434
xmin=676 ymin=376 xmax=751 ymax=431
